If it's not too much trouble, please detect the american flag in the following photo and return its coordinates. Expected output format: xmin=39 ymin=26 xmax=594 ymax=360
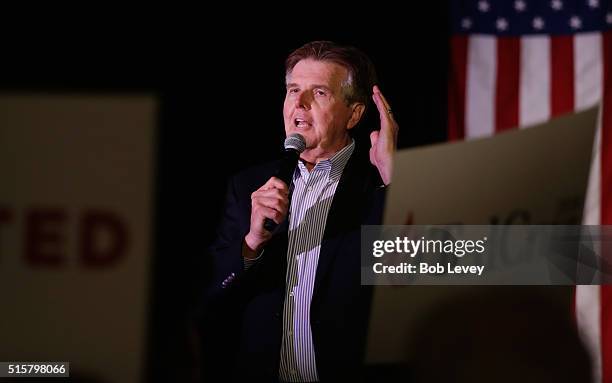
xmin=448 ymin=0 xmax=611 ymax=381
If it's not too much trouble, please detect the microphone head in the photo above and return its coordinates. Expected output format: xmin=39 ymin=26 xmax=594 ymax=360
xmin=284 ymin=133 xmax=306 ymax=153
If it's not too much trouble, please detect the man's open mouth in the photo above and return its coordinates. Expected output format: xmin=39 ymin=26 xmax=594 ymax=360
xmin=294 ymin=118 xmax=312 ymax=128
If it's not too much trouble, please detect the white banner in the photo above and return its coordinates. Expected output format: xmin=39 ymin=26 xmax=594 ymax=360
xmin=0 ymin=95 xmax=156 ymax=383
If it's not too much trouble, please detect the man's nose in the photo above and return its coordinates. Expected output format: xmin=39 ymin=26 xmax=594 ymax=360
xmin=295 ymin=91 xmax=311 ymax=110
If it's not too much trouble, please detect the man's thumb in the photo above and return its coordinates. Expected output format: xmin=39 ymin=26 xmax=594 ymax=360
xmin=370 ymin=130 xmax=379 ymax=147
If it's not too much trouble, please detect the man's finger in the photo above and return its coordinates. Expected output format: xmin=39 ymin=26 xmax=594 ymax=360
xmin=372 ymin=92 xmax=393 ymax=126
xmin=254 ymin=195 xmax=289 ymax=212
xmin=374 ymin=86 xmax=399 ymax=137
xmin=372 ymin=91 xmax=387 ymax=117
xmin=373 ymin=85 xmax=392 ymax=112
xmin=254 ymin=187 xmax=290 ymax=201
xmin=262 ymin=177 xmax=289 ymax=193
xmin=259 ymin=206 xmax=284 ymax=224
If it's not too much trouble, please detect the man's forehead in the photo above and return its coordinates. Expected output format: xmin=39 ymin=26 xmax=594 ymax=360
xmin=287 ymin=59 xmax=348 ymax=85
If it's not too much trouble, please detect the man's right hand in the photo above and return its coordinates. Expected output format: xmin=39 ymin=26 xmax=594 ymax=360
xmin=244 ymin=177 xmax=289 ymax=257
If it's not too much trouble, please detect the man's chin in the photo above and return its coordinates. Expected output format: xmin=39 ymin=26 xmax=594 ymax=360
xmin=286 ymin=130 xmax=313 ymax=147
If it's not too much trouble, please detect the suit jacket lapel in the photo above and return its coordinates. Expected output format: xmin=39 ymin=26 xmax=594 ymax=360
xmin=312 ymin=149 xmax=371 ymax=297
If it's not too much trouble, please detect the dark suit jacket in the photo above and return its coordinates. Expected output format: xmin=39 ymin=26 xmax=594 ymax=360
xmin=203 ymin=144 xmax=385 ymax=382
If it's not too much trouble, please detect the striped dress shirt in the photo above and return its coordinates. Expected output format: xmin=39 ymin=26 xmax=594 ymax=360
xmin=278 ymin=140 xmax=355 ymax=382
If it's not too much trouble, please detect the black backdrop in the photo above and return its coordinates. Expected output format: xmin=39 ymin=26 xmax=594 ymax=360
xmin=154 ymin=14 xmax=450 ymax=381
xmin=1 ymin=8 xmax=450 ymax=381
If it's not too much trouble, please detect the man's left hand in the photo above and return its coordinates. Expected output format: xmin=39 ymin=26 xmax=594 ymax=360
xmin=369 ymin=85 xmax=399 ymax=185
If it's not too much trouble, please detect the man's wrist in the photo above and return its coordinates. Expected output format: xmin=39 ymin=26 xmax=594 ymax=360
xmin=374 ymin=159 xmax=393 ymax=186
xmin=243 ymin=234 xmax=264 ymax=259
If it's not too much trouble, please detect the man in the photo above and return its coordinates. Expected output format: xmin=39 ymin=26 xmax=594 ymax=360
xmin=205 ymin=41 xmax=398 ymax=382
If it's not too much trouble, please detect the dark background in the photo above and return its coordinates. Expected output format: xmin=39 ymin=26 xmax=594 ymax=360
xmin=0 ymin=7 xmax=450 ymax=381
xmin=160 ymin=18 xmax=449 ymax=379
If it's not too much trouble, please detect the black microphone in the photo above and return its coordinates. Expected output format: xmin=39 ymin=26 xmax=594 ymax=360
xmin=264 ymin=133 xmax=306 ymax=232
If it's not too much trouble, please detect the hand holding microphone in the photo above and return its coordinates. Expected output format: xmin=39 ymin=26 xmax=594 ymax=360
xmin=244 ymin=134 xmax=306 ymax=252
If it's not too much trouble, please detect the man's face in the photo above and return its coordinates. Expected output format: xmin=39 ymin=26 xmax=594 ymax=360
xmin=284 ymin=59 xmax=361 ymax=159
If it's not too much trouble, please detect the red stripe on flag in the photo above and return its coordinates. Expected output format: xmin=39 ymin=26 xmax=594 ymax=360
xmin=550 ymin=36 xmax=575 ymax=117
xmin=600 ymin=30 xmax=612 ymax=383
xmin=495 ymin=37 xmax=520 ymax=132
xmin=602 ymin=286 xmax=612 ymax=383
xmin=448 ymin=36 xmax=468 ymax=141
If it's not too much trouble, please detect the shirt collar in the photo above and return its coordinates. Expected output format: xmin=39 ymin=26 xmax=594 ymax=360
xmin=295 ymin=139 xmax=355 ymax=183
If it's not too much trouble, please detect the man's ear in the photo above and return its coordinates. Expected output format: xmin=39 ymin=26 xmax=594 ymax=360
xmin=347 ymin=103 xmax=365 ymax=130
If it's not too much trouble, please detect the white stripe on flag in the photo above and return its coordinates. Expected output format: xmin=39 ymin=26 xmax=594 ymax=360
xmin=519 ymin=36 xmax=551 ymax=127
xmin=575 ymin=33 xmax=603 ymax=111
xmin=576 ymin=285 xmax=603 ymax=383
xmin=583 ymin=110 xmax=602 ymax=226
xmin=579 ymin=106 xmax=603 ymax=383
xmin=466 ymin=35 xmax=496 ymax=139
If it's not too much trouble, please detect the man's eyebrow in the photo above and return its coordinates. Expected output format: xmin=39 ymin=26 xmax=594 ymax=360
xmin=285 ymin=83 xmax=332 ymax=91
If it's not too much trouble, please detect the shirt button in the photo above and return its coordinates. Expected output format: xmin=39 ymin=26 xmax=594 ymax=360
xmin=291 ymin=369 xmax=297 ymax=375
xmin=307 ymin=186 xmax=312 ymax=191
xmin=289 ymin=291 xmax=294 ymax=297
xmin=288 ymin=331 xmax=293 ymax=336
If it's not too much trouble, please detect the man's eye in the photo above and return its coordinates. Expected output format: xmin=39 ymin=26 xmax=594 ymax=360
xmin=288 ymin=88 xmax=299 ymax=94
xmin=315 ymin=90 xmax=327 ymax=96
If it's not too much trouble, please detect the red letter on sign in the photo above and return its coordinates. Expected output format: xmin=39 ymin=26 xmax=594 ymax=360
xmin=0 ymin=207 xmax=12 ymax=224
xmin=25 ymin=208 xmax=67 ymax=267
xmin=0 ymin=207 xmax=13 ymax=261
xmin=79 ymin=210 xmax=128 ymax=268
